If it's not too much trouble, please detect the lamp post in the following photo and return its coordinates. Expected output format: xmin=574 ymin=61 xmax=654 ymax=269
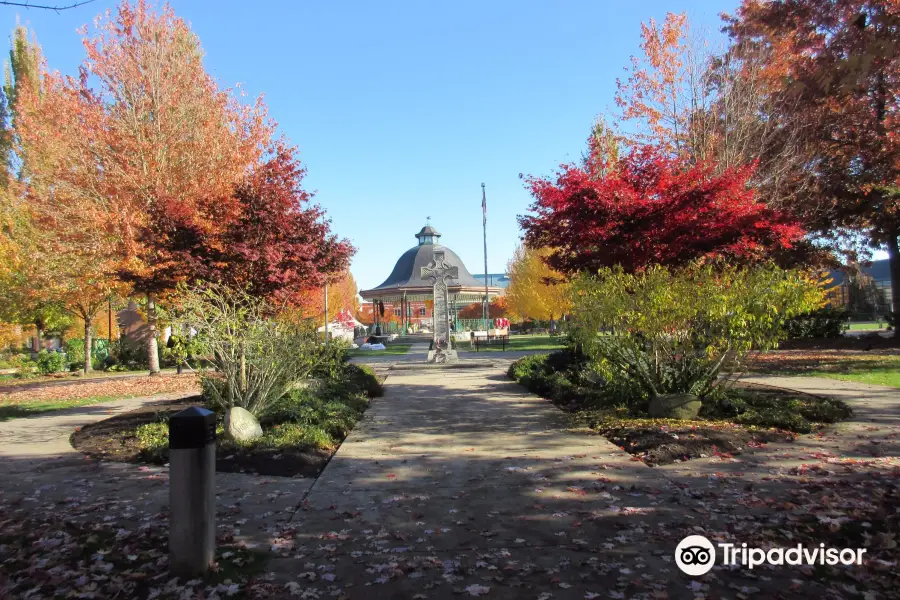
xmin=481 ymin=183 xmax=489 ymax=328
xmin=324 ymin=280 xmax=329 ymax=343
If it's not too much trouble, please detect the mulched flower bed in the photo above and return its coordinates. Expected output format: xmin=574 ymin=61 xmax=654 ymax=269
xmin=70 ymin=396 xmax=330 ymax=478
xmin=599 ymin=421 xmax=795 ymax=466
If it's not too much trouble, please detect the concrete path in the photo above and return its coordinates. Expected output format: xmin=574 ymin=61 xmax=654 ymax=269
xmin=0 ymin=391 xmax=196 ymax=469
xmin=260 ymin=370 xmax=900 ymax=599
xmin=270 ymin=365 xmax=679 ymax=599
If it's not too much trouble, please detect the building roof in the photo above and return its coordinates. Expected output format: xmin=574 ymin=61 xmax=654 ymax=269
xmin=415 ymin=224 xmax=441 ymax=238
xmin=360 ymin=224 xmax=501 ymax=300
xmin=827 ymin=259 xmax=891 ymax=286
xmin=366 ymin=243 xmax=485 ymax=291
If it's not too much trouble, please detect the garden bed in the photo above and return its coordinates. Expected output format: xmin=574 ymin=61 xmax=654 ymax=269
xmin=71 ymin=396 xmax=331 ymax=477
xmin=594 ymin=419 xmax=795 ymax=466
xmin=71 ymin=365 xmax=383 ymax=478
xmin=509 ymin=352 xmax=853 ymax=466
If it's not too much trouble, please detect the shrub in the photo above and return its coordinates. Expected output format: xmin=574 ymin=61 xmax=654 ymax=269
xmin=702 ymin=387 xmax=852 ymax=433
xmin=507 ymin=353 xmax=549 ymax=387
xmin=346 ymin=364 xmax=384 ymax=398
xmin=311 ymin=341 xmax=350 ymax=380
xmin=135 ymin=421 xmax=169 ymax=462
xmin=107 ymin=338 xmax=158 ymax=371
xmin=166 ymin=283 xmax=333 ymax=417
xmin=509 ymin=351 xmax=632 ymax=410
xmin=64 ymin=339 xmax=85 ymax=371
xmin=36 ymin=350 xmax=67 ymax=374
xmin=4 ymin=352 xmax=36 ymax=376
xmin=569 ymin=263 xmax=823 ymax=405
xmin=65 ymin=338 xmax=113 ymax=372
xmin=784 ymin=308 xmax=849 ymax=339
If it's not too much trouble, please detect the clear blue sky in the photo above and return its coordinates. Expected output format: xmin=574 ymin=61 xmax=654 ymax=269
xmin=9 ymin=0 xmax=740 ymax=291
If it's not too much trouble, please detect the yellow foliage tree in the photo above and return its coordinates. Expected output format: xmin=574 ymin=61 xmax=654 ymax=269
xmin=293 ymin=271 xmax=361 ymax=323
xmin=505 ymin=246 xmax=571 ymax=323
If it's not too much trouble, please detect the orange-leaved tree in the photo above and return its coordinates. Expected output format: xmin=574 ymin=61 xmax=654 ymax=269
xmin=457 ymin=297 xmax=507 ymax=319
xmin=9 ymin=25 xmax=129 ymax=372
xmin=71 ymin=0 xmax=272 ymax=373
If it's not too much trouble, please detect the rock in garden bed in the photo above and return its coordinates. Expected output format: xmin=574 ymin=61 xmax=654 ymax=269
xmin=70 ymin=396 xmax=333 ymax=478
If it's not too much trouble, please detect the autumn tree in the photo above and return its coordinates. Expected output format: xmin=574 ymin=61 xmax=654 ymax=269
xmin=519 ymin=140 xmax=805 ymax=276
xmin=725 ymin=0 xmax=900 ymax=311
xmin=0 ymin=26 xmax=77 ymax=353
xmin=0 ymin=24 xmax=41 ymax=188
xmin=210 ymin=142 xmax=353 ymax=305
xmin=12 ymin=35 xmax=132 ymax=372
xmin=615 ymin=12 xmax=817 ymax=219
xmin=295 ymin=270 xmax=360 ymax=323
xmin=40 ymin=0 xmax=273 ymax=374
xmin=458 ymin=297 xmax=507 ymax=319
xmin=504 ymin=246 xmax=570 ymax=325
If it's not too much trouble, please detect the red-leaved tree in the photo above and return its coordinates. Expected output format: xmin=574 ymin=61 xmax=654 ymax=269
xmin=519 ymin=141 xmax=805 ymax=275
xmin=211 ymin=142 xmax=354 ymax=305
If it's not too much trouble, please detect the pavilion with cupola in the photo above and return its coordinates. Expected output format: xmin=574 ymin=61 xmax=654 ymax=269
xmin=359 ymin=222 xmax=503 ymax=333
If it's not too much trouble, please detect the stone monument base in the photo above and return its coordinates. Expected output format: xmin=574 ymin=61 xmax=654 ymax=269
xmin=427 ymin=349 xmax=458 ymax=364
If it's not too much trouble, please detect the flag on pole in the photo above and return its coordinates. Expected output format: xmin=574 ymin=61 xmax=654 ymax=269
xmin=481 ymin=185 xmax=487 ymax=226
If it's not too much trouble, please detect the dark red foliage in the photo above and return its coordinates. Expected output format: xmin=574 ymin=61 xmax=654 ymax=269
xmin=518 ymin=143 xmax=806 ymax=275
xmin=209 ymin=143 xmax=354 ymax=304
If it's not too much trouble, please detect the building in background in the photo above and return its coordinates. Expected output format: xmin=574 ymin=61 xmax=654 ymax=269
xmin=826 ymin=259 xmax=892 ymax=317
xmin=359 ymin=223 xmax=503 ymax=332
xmin=473 ymin=273 xmax=510 ymax=293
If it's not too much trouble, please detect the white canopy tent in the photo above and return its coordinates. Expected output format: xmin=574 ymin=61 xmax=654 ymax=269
xmin=318 ymin=318 xmax=368 ymax=343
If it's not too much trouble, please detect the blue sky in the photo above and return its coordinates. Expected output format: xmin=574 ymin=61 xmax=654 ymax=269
xmin=9 ymin=0 xmax=741 ymax=291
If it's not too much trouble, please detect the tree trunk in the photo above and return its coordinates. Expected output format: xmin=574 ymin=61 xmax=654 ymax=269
xmin=240 ymin=344 xmax=246 ymax=394
xmin=147 ymin=293 xmax=160 ymax=375
xmin=33 ymin=321 xmax=42 ymax=353
xmin=888 ymin=232 xmax=900 ymax=337
xmin=83 ymin=320 xmax=93 ymax=374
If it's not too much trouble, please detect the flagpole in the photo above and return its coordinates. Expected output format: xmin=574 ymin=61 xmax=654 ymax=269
xmin=481 ymin=183 xmax=489 ymax=325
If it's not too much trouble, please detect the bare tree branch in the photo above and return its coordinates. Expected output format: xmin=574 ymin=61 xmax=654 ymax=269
xmin=0 ymin=0 xmax=95 ymax=12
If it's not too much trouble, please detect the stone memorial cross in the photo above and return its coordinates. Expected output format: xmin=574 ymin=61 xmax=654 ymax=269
xmin=421 ymin=250 xmax=458 ymax=363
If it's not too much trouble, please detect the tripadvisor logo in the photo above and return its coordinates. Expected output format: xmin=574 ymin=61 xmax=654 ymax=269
xmin=675 ymin=535 xmax=867 ymax=576
xmin=675 ymin=535 xmax=716 ymax=576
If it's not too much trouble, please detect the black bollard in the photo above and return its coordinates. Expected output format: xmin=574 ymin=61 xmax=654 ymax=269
xmin=168 ymin=406 xmax=217 ymax=577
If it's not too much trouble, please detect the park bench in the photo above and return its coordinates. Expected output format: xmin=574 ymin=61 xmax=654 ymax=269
xmin=472 ymin=330 xmax=509 ymax=351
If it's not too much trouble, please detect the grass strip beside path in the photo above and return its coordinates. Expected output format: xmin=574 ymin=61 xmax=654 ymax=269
xmin=0 ymin=395 xmax=135 ymax=422
xmin=752 ymin=349 xmax=900 ymax=388
xmin=458 ymin=334 xmax=567 ymax=352
xmin=809 ymin=370 xmax=900 ymax=388
xmin=0 ymin=374 xmax=199 ymax=421
xmin=0 ymin=368 xmax=175 ymax=389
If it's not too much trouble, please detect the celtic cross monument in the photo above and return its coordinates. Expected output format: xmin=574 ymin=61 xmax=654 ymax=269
xmin=421 ymin=249 xmax=459 ymax=363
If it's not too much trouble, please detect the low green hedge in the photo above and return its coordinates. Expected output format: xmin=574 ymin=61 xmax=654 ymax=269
xmin=784 ymin=307 xmax=849 ymax=339
xmin=508 ymin=350 xmax=852 ymax=433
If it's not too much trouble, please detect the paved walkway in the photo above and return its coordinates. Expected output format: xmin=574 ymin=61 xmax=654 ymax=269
xmin=1 ymin=366 xmax=899 ymax=598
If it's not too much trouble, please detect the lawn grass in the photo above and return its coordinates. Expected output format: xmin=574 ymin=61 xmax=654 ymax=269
xmin=345 ymin=343 xmax=411 ymax=357
xmin=460 ymin=333 xmax=567 ymax=352
xmin=752 ymin=349 xmax=900 ymax=388
xmin=0 ymin=368 xmax=167 ymax=389
xmin=847 ymin=321 xmax=887 ymax=330
xmin=0 ymin=394 xmax=132 ymax=422
xmin=809 ymin=369 xmax=900 ymax=388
